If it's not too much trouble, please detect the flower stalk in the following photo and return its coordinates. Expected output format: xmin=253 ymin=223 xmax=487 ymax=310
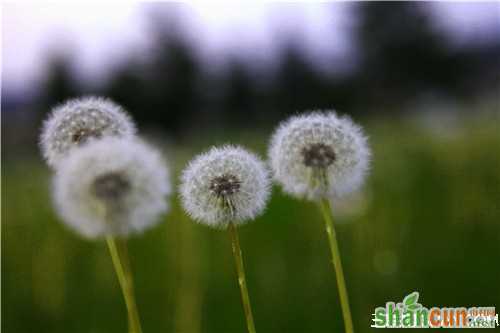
xmin=318 ymin=198 xmax=354 ymax=333
xmin=106 ymin=236 xmax=143 ymax=333
xmin=228 ymin=222 xmax=256 ymax=333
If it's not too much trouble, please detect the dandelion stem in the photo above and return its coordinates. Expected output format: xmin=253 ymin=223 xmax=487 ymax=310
xmin=106 ymin=236 xmax=143 ymax=333
xmin=228 ymin=222 xmax=257 ymax=333
xmin=318 ymin=198 xmax=354 ymax=333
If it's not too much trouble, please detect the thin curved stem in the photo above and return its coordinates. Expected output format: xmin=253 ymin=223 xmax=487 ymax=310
xmin=318 ymin=198 xmax=354 ymax=333
xmin=106 ymin=236 xmax=143 ymax=333
xmin=174 ymin=212 xmax=203 ymax=333
xmin=228 ymin=222 xmax=257 ymax=333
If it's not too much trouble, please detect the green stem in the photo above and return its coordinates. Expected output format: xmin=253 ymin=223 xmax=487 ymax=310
xmin=228 ymin=222 xmax=257 ymax=333
xmin=318 ymin=198 xmax=354 ymax=333
xmin=106 ymin=236 xmax=143 ymax=333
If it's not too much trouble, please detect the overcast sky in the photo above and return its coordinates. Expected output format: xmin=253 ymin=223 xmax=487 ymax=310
xmin=2 ymin=2 xmax=499 ymax=92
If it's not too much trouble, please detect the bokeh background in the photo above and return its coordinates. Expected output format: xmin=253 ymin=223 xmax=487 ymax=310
xmin=2 ymin=2 xmax=500 ymax=332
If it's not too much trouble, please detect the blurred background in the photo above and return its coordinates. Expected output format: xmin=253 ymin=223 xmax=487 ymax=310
xmin=2 ymin=2 xmax=500 ymax=332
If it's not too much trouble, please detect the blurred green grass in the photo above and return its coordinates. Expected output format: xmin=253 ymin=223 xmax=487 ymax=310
xmin=2 ymin=118 xmax=500 ymax=332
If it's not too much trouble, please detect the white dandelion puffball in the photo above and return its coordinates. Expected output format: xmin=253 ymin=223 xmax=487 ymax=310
xmin=40 ymin=97 xmax=136 ymax=168
xmin=269 ymin=111 xmax=370 ymax=200
xmin=53 ymin=137 xmax=171 ymax=238
xmin=180 ymin=145 xmax=270 ymax=228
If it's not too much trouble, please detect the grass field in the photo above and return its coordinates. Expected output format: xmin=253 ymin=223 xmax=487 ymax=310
xmin=3 ymin=116 xmax=500 ymax=332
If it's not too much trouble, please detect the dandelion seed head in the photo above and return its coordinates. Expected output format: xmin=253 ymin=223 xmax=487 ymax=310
xmin=269 ymin=111 xmax=370 ymax=200
xmin=40 ymin=97 xmax=136 ymax=168
xmin=180 ymin=145 xmax=270 ymax=228
xmin=53 ymin=137 xmax=170 ymax=238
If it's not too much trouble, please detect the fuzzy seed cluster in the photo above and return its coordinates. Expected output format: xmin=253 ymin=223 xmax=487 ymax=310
xmin=53 ymin=138 xmax=170 ymax=238
xmin=40 ymin=97 xmax=136 ymax=168
xmin=269 ymin=111 xmax=370 ymax=200
xmin=180 ymin=145 xmax=270 ymax=228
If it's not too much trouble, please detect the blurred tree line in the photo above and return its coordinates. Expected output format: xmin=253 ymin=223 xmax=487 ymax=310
xmin=4 ymin=3 xmax=500 ymax=156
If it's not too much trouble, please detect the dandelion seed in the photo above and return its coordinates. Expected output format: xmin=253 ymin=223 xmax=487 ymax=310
xmin=40 ymin=97 xmax=136 ymax=168
xmin=180 ymin=145 xmax=269 ymax=333
xmin=53 ymin=137 xmax=170 ymax=238
xmin=180 ymin=145 xmax=270 ymax=228
xmin=268 ymin=110 xmax=371 ymax=333
xmin=268 ymin=111 xmax=370 ymax=200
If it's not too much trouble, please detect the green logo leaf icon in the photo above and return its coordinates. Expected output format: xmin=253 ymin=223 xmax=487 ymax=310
xmin=403 ymin=292 xmax=421 ymax=311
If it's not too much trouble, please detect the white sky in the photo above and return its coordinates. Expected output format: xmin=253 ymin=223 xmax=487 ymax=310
xmin=2 ymin=2 xmax=499 ymax=92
